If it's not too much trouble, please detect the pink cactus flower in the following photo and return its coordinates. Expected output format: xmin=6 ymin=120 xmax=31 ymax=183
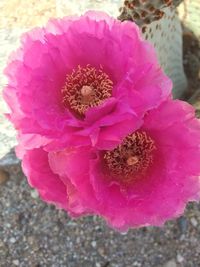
xmin=3 ymin=11 xmax=172 ymax=151
xmin=22 ymin=100 xmax=200 ymax=231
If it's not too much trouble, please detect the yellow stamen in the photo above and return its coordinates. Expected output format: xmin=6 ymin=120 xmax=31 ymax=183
xmin=62 ymin=65 xmax=113 ymax=117
xmin=104 ymin=131 xmax=156 ymax=182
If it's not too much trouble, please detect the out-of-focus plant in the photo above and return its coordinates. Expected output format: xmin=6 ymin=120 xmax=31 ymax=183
xmin=118 ymin=0 xmax=187 ymax=98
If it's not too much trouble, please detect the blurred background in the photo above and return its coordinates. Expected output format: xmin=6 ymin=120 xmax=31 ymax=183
xmin=0 ymin=1 xmax=200 ymax=267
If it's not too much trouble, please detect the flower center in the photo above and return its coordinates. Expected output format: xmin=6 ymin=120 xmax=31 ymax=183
xmin=104 ymin=131 xmax=156 ymax=181
xmin=62 ymin=65 xmax=113 ymax=117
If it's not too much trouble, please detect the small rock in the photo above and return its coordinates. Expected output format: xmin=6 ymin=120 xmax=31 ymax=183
xmin=133 ymin=261 xmax=141 ymax=266
xmin=9 ymin=237 xmax=16 ymax=244
xmin=76 ymin=237 xmax=80 ymax=243
xmin=180 ymin=234 xmax=186 ymax=242
xmin=12 ymin=260 xmax=20 ymax=266
xmin=163 ymin=260 xmax=177 ymax=267
xmin=6 ymin=223 xmax=11 ymax=228
xmin=121 ymin=231 xmax=128 ymax=235
xmin=177 ymin=217 xmax=187 ymax=233
xmin=177 ymin=254 xmax=184 ymax=263
xmin=0 ymin=169 xmax=9 ymax=184
xmin=98 ymin=247 xmax=106 ymax=257
xmin=30 ymin=190 xmax=39 ymax=199
xmin=96 ymin=263 xmax=101 ymax=267
xmin=91 ymin=241 xmax=97 ymax=248
xmin=190 ymin=217 xmax=198 ymax=227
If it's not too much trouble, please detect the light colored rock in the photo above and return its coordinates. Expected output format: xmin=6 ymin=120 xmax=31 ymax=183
xmin=30 ymin=189 xmax=39 ymax=199
xmin=176 ymin=254 xmax=184 ymax=263
xmin=190 ymin=217 xmax=198 ymax=227
xmin=133 ymin=261 xmax=142 ymax=266
xmin=9 ymin=237 xmax=16 ymax=244
xmin=91 ymin=240 xmax=97 ymax=248
xmin=12 ymin=260 xmax=20 ymax=266
xmin=163 ymin=260 xmax=177 ymax=267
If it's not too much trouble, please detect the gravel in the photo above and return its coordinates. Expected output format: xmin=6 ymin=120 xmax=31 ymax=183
xmin=1 ymin=169 xmax=200 ymax=267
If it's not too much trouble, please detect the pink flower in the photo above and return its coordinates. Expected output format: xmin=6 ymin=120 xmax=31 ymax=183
xmin=22 ymin=100 xmax=200 ymax=231
xmin=3 ymin=11 xmax=172 ymax=151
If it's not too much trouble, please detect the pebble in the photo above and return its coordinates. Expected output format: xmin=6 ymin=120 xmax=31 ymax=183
xmin=98 ymin=247 xmax=106 ymax=257
xmin=176 ymin=254 xmax=184 ymax=263
xmin=190 ymin=217 xmax=198 ymax=227
xmin=6 ymin=223 xmax=11 ymax=228
xmin=163 ymin=260 xmax=177 ymax=267
xmin=133 ymin=261 xmax=142 ymax=266
xmin=30 ymin=189 xmax=39 ymax=199
xmin=9 ymin=237 xmax=16 ymax=244
xmin=177 ymin=216 xmax=187 ymax=233
xmin=91 ymin=241 xmax=97 ymax=248
xmin=12 ymin=260 xmax=20 ymax=266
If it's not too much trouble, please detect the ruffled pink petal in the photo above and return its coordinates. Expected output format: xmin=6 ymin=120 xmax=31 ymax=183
xmin=22 ymin=148 xmax=68 ymax=210
xmin=16 ymin=133 xmax=49 ymax=159
xmin=48 ymin=148 xmax=99 ymax=214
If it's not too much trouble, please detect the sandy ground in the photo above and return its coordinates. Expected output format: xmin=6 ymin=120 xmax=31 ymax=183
xmin=1 ymin=166 xmax=200 ymax=267
xmin=1 ymin=1 xmax=200 ymax=266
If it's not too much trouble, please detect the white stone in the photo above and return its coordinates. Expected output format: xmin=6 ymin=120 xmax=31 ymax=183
xmin=91 ymin=241 xmax=97 ymax=248
xmin=163 ymin=260 xmax=177 ymax=267
xmin=133 ymin=262 xmax=141 ymax=267
xmin=190 ymin=217 xmax=198 ymax=227
xmin=30 ymin=190 xmax=39 ymax=199
xmin=12 ymin=260 xmax=20 ymax=266
xmin=176 ymin=254 xmax=184 ymax=263
xmin=9 ymin=237 xmax=16 ymax=244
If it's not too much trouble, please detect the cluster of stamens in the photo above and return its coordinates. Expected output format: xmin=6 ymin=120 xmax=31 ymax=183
xmin=104 ymin=131 xmax=156 ymax=182
xmin=62 ymin=65 xmax=113 ymax=117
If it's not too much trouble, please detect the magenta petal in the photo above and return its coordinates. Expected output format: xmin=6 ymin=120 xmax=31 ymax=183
xmin=22 ymin=148 xmax=68 ymax=210
xmin=4 ymin=11 xmax=172 ymax=151
xmin=48 ymin=148 xmax=99 ymax=214
xmin=19 ymin=97 xmax=200 ymax=231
